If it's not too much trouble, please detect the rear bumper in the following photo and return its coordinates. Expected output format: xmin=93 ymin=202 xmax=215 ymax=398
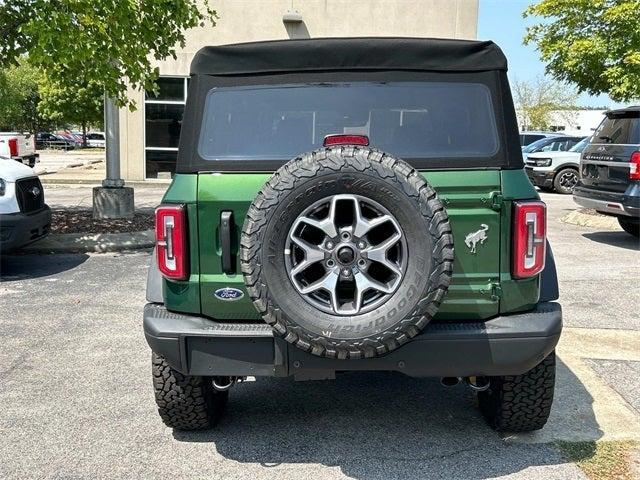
xmin=143 ymin=302 xmax=562 ymax=379
xmin=11 ymin=154 xmax=39 ymax=166
xmin=0 ymin=206 xmax=51 ymax=252
xmin=525 ymin=167 xmax=554 ymax=189
xmin=573 ymin=185 xmax=640 ymax=218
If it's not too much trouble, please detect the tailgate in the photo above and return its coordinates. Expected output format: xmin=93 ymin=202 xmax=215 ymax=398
xmin=197 ymin=170 xmax=503 ymax=321
xmin=581 ymin=145 xmax=634 ymax=193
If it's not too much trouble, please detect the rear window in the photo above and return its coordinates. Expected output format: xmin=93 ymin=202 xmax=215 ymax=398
xmin=593 ymin=113 xmax=640 ymax=145
xmin=197 ymin=82 xmax=499 ymax=162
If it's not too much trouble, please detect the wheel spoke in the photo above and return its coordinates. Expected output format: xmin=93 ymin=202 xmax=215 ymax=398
xmin=299 ymin=270 xmax=339 ymax=312
xmin=353 ymin=198 xmax=392 ymax=237
xmin=355 ymin=269 xmax=394 ymax=301
xmin=289 ymin=236 xmax=325 ymax=276
xmin=364 ymin=232 xmax=402 ymax=275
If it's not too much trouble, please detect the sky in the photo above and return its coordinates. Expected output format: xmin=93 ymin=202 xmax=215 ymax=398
xmin=477 ymin=0 xmax=623 ymax=109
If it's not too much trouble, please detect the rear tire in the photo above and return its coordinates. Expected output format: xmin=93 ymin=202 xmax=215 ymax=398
xmin=553 ymin=168 xmax=578 ymax=194
xmin=478 ymin=351 xmax=556 ymax=432
xmin=618 ymin=217 xmax=640 ymax=238
xmin=151 ymin=353 xmax=228 ymax=430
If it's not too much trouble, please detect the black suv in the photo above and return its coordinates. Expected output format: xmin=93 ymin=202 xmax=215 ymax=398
xmin=573 ymin=106 xmax=640 ymax=237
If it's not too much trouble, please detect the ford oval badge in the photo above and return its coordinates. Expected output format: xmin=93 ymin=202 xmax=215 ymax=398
xmin=214 ymin=287 xmax=244 ymax=301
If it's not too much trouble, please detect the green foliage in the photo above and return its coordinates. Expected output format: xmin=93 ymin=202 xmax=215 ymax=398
xmin=524 ymin=0 xmax=640 ymax=102
xmin=38 ymin=76 xmax=104 ymax=140
xmin=0 ymin=60 xmax=49 ymax=132
xmin=512 ymin=75 xmax=578 ymax=130
xmin=0 ymin=0 xmax=216 ymax=109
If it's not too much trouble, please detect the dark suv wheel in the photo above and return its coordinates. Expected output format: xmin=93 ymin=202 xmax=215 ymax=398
xmin=478 ymin=351 xmax=556 ymax=432
xmin=618 ymin=217 xmax=640 ymax=238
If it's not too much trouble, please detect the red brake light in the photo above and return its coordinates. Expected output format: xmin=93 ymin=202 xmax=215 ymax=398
xmin=323 ymin=134 xmax=369 ymax=147
xmin=155 ymin=205 xmax=188 ymax=280
xmin=512 ymin=201 xmax=546 ymax=279
xmin=630 ymin=152 xmax=640 ymax=181
xmin=8 ymin=138 xmax=18 ymax=157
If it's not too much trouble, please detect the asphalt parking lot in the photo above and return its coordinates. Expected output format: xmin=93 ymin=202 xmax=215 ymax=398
xmin=1 ymin=191 xmax=638 ymax=479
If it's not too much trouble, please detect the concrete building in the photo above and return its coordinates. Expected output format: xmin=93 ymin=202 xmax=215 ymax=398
xmin=118 ymin=0 xmax=479 ymax=181
xmin=517 ymin=109 xmax=607 ymax=137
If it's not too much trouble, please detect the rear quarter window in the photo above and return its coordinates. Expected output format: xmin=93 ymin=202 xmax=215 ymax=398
xmin=593 ymin=113 xmax=640 ymax=145
xmin=197 ymin=82 xmax=500 ymax=162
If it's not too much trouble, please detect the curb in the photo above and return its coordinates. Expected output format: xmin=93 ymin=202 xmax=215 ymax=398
xmin=561 ymin=208 xmax=620 ymax=230
xmin=21 ymin=230 xmax=155 ymax=254
xmin=40 ymin=178 xmax=171 ymax=186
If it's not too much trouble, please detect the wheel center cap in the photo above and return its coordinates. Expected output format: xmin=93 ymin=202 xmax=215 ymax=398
xmin=337 ymin=246 xmax=355 ymax=265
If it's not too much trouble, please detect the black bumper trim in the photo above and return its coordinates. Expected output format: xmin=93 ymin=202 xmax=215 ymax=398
xmin=143 ymin=302 xmax=562 ymax=378
xmin=0 ymin=206 xmax=51 ymax=252
xmin=525 ymin=167 xmax=554 ymax=189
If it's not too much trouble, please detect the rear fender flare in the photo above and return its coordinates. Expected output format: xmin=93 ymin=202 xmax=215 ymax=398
xmin=539 ymin=241 xmax=559 ymax=302
xmin=146 ymin=248 xmax=164 ymax=303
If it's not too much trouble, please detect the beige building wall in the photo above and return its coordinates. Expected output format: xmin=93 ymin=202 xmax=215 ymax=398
xmin=120 ymin=0 xmax=479 ymax=180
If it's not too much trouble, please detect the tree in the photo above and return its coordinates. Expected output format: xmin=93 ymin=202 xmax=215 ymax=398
xmin=38 ymin=76 xmax=104 ymax=146
xmin=524 ymin=0 xmax=640 ymax=103
xmin=0 ymin=1 xmax=216 ymax=108
xmin=0 ymin=60 xmax=49 ymax=132
xmin=512 ymin=76 xmax=578 ymax=130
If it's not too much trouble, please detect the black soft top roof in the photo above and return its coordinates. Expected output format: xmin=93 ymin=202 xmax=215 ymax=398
xmin=190 ymin=37 xmax=507 ymax=76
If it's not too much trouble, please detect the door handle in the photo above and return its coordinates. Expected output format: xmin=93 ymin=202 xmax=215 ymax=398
xmin=220 ymin=211 xmax=235 ymax=274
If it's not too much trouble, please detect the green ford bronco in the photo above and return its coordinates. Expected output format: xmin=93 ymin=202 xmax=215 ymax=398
xmin=144 ymin=37 xmax=562 ymax=432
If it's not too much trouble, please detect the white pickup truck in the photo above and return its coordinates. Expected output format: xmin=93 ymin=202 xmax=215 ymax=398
xmin=0 ymin=132 xmax=40 ymax=168
xmin=0 ymin=157 xmax=51 ymax=252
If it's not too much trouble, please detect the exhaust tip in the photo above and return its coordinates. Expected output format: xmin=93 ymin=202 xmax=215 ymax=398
xmin=441 ymin=376 xmax=461 ymax=387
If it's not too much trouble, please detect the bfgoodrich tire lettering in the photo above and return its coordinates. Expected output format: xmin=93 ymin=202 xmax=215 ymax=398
xmin=478 ymin=351 xmax=556 ymax=432
xmin=241 ymin=146 xmax=454 ymax=359
xmin=152 ymin=353 xmax=228 ymax=430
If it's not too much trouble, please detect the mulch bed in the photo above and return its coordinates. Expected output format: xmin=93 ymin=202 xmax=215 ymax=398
xmin=51 ymin=209 xmax=154 ymax=235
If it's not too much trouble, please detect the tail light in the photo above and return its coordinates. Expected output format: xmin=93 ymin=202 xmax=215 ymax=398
xmin=8 ymin=138 xmax=18 ymax=157
xmin=323 ymin=134 xmax=369 ymax=147
xmin=155 ymin=205 xmax=188 ymax=280
xmin=630 ymin=152 xmax=640 ymax=181
xmin=512 ymin=201 xmax=546 ymax=279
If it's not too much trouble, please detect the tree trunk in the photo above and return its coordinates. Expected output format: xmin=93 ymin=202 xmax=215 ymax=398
xmin=82 ymin=121 xmax=87 ymax=148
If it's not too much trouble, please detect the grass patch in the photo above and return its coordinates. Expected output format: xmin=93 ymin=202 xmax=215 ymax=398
xmin=556 ymin=440 xmax=637 ymax=480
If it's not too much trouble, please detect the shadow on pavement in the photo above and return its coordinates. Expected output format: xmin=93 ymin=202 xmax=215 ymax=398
xmin=173 ymin=357 xmax=601 ymax=479
xmin=0 ymin=252 xmax=89 ymax=281
xmin=582 ymin=231 xmax=639 ymax=251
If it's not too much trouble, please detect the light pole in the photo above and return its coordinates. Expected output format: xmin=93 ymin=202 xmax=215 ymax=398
xmin=92 ymin=94 xmax=134 ymax=219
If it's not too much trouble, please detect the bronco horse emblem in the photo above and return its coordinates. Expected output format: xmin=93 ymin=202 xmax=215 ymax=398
xmin=465 ymin=224 xmax=489 ymax=254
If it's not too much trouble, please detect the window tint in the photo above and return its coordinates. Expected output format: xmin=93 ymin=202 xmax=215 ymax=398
xmin=145 ymin=77 xmax=185 ymax=101
xmin=146 ymin=150 xmax=177 ymax=179
xmin=522 ymin=137 xmax=550 ymax=153
xmin=525 ymin=134 xmax=544 ymax=145
xmin=198 ymin=83 xmax=499 ymax=161
xmin=145 ymin=104 xmax=184 ymax=148
xmin=593 ymin=113 xmax=640 ymax=144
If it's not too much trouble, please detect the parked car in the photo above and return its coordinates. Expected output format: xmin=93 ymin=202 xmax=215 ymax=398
xmin=36 ymin=132 xmax=75 ymax=150
xmin=56 ymin=131 xmax=82 ymax=147
xmin=0 ymin=132 xmax=39 ymax=167
xmin=519 ymin=131 xmax=563 ymax=147
xmin=574 ymin=106 xmax=640 ymax=237
xmin=525 ymin=136 xmax=590 ymax=194
xmin=86 ymin=132 xmax=106 ymax=148
xmin=522 ymin=135 xmax=585 ymax=160
xmin=143 ymin=38 xmax=561 ymax=433
xmin=0 ymin=157 xmax=51 ymax=253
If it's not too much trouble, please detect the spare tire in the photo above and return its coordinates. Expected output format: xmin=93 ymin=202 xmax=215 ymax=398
xmin=241 ymin=146 xmax=453 ymax=359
